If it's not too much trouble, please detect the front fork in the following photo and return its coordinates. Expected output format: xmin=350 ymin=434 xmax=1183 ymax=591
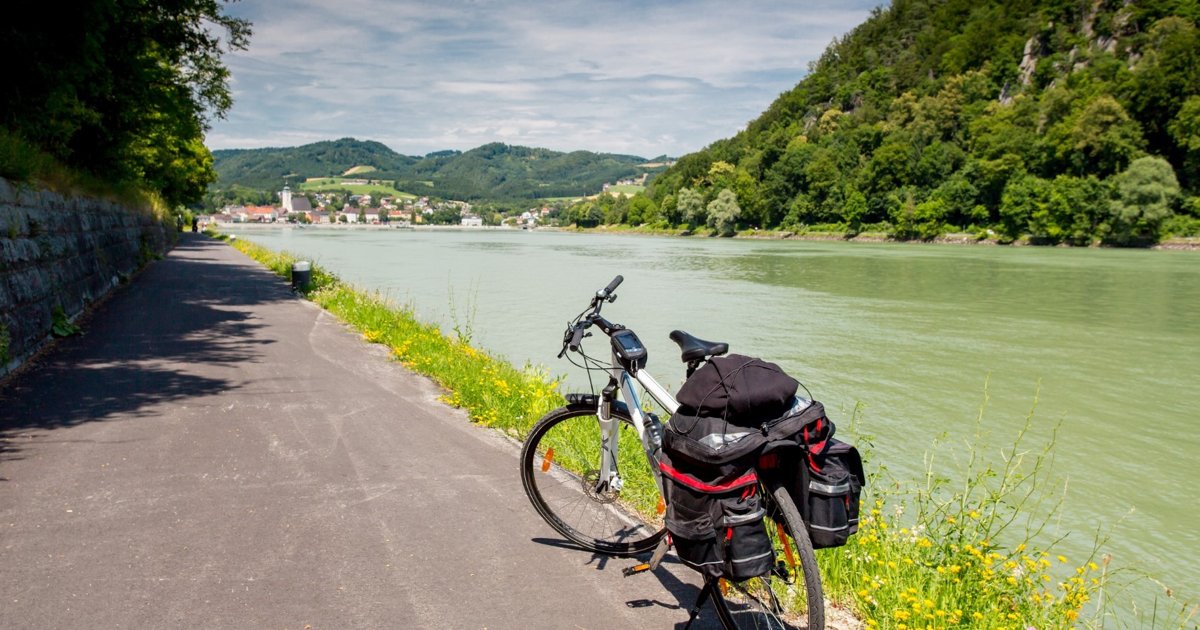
xmin=595 ymin=376 xmax=623 ymax=494
xmin=594 ymin=365 xmax=668 ymax=499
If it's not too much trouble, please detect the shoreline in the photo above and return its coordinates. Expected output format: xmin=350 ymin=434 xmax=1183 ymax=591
xmin=581 ymin=224 xmax=1200 ymax=250
xmin=205 ymin=220 xmax=1200 ymax=250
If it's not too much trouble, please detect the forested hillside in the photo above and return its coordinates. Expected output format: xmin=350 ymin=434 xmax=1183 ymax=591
xmin=212 ymin=138 xmax=417 ymax=190
xmin=210 ymin=139 xmax=658 ymax=204
xmin=639 ymin=0 xmax=1200 ymax=244
xmin=389 ymin=143 xmax=653 ymax=200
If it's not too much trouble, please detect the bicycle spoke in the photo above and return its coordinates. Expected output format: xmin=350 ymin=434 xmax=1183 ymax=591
xmin=521 ymin=405 xmax=664 ymax=555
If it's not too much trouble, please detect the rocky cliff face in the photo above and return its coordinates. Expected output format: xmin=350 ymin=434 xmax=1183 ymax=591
xmin=0 ymin=178 xmax=171 ymax=375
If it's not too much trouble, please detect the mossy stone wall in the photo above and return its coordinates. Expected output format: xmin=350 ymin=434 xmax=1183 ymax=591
xmin=0 ymin=177 xmax=170 ymax=375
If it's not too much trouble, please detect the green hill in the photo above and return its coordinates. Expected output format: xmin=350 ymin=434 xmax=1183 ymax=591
xmin=210 ymin=138 xmax=663 ymax=204
xmin=649 ymin=0 xmax=1200 ymax=244
xmin=386 ymin=143 xmax=656 ymax=200
xmin=211 ymin=138 xmax=417 ymax=191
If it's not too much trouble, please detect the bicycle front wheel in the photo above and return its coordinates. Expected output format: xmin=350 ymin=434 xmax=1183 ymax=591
xmin=710 ymin=479 xmax=825 ymax=630
xmin=520 ymin=403 xmax=665 ymax=556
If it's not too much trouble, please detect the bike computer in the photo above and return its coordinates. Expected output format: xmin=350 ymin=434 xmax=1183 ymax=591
xmin=611 ymin=329 xmax=648 ymax=372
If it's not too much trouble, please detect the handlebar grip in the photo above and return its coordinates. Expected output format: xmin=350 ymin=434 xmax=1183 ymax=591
xmin=600 ymin=275 xmax=623 ymax=298
xmin=568 ymin=325 xmax=586 ymax=351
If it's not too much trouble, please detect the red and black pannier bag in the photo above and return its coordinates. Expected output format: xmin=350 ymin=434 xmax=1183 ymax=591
xmin=660 ymin=446 xmax=774 ymax=581
xmin=663 ymin=352 xmax=866 ymax=564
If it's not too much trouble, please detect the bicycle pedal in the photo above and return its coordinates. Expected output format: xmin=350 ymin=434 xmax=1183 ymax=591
xmin=622 ymin=563 xmax=652 ymax=577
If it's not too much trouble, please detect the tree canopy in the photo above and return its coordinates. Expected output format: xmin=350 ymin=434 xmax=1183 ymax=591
xmin=1 ymin=0 xmax=250 ymax=207
xmin=636 ymin=0 xmax=1200 ymax=244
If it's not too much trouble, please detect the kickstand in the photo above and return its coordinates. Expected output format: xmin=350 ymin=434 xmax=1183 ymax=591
xmin=682 ymin=579 xmax=715 ymax=630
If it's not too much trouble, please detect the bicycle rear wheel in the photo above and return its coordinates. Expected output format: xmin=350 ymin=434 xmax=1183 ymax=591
xmin=520 ymin=403 xmax=665 ymax=556
xmin=710 ymin=480 xmax=825 ymax=629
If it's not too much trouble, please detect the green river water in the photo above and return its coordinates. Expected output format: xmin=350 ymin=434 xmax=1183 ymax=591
xmin=238 ymin=225 xmax=1199 ymax=608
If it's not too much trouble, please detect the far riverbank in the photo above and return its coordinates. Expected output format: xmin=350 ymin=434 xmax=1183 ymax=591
xmin=576 ymin=223 xmax=1200 ymax=250
xmin=207 ymin=220 xmax=1200 ymax=249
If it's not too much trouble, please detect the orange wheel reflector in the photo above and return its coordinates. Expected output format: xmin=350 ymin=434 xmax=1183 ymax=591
xmin=541 ymin=447 xmax=555 ymax=472
xmin=777 ymin=522 xmax=797 ymax=569
xmin=656 ymin=497 xmax=666 ymax=515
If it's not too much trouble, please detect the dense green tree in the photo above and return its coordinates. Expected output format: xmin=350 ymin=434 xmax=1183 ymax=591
xmin=677 ymin=187 xmax=706 ymax=228
xmin=1 ymin=0 xmax=250 ymax=206
xmin=999 ymin=174 xmax=1050 ymax=240
xmin=1168 ymin=96 xmax=1200 ymax=189
xmin=843 ymin=185 xmax=869 ymax=231
xmin=707 ymin=189 xmax=742 ymax=236
xmin=1108 ymin=156 xmax=1182 ymax=243
xmin=891 ymin=194 xmax=948 ymax=240
xmin=626 ymin=194 xmax=659 ymax=226
xmin=1122 ymin=17 xmax=1200 ymax=170
xmin=1050 ymin=95 xmax=1146 ymax=177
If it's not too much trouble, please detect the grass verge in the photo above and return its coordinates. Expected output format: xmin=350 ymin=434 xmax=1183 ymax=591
xmin=213 ymin=230 xmax=1193 ymax=629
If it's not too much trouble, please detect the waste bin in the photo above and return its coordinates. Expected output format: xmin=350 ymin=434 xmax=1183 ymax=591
xmin=291 ymin=260 xmax=312 ymax=292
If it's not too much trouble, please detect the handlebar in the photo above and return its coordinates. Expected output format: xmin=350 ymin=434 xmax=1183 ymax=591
xmin=558 ymin=275 xmax=625 ymax=358
xmin=598 ymin=275 xmax=623 ymax=300
xmin=568 ymin=324 xmax=587 ymax=352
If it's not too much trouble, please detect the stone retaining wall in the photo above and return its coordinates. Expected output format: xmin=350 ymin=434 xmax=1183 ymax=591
xmin=0 ymin=177 xmax=171 ymax=376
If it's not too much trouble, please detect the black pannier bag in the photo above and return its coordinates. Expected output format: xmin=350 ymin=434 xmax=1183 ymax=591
xmin=675 ymin=354 xmax=799 ymax=425
xmin=660 ymin=451 xmax=774 ymax=581
xmin=790 ymin=418 xmax=865 ymax=549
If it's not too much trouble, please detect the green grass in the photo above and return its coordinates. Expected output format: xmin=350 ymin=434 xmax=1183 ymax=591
xmin=298 ymin=177 xmax=416 ymax=199
xmin=0 ymin=128 xmax=171 ymax=218
xmin=211 ymin=230 xmax=1193 ymax=629
xmin=531 ymin=411 xmax=662 ymax=521
xmin=813 ymin=397 xmax=1194 ymax=629
xmin=342 ymin=165 xmax=378 ymax=175
xmin=605 ymin=184 xmax=645 ymax=195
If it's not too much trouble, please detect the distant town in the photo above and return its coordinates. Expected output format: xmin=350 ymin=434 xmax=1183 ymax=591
xmin=212 ymin=185 xmax=554 ymax=228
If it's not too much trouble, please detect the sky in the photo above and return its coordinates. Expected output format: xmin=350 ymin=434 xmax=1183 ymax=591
xmin=204 ymin=0 xmax=886 ymax=159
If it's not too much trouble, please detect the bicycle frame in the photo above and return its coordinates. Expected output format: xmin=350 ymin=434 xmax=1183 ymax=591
xmin=594 ymin=345 xmax=681 ymax=499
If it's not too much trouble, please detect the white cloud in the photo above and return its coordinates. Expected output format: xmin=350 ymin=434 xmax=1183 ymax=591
xmin=205 ymin=0 xmax=884 ymax=157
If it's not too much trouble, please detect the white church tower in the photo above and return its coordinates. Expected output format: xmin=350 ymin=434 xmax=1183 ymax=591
xmin=281 ymin=185 xmax=294 ymax=212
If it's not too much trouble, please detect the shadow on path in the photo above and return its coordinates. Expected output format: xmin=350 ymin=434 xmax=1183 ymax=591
xmin=529 ymin=535 xmax=725 ymax=629
xmin=0 ymin=235 xmax=297 ymax=465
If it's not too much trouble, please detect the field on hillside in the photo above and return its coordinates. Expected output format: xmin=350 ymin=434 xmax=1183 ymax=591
xmin=605 ymin=184 xmax=645 ymax=195
xmin=299 ymin=177 xmax=416 ymax=198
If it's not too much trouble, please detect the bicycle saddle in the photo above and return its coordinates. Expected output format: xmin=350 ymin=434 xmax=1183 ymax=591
xmin=669 ymin=330 xmax=729 ymax=363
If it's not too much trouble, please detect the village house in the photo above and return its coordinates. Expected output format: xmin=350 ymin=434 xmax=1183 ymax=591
xmin=460 ymin=214 xmax=483 ymax=227
xmin=243 ymin=205 xmax=278 ymax=223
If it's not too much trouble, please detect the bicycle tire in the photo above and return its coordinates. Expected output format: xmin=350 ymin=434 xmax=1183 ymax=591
xmin=709 ymin=479 xmax=825 ymax=630
xmin=520 ymin=403 xmax=666 ymax=556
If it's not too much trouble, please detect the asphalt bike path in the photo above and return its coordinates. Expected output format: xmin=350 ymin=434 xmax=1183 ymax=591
xmin=0 ymin=234 xmax=723 ymax=629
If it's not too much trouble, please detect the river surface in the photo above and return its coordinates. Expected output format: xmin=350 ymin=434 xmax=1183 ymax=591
xmin=236 ymin=225 xmax=1199 ymax=605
